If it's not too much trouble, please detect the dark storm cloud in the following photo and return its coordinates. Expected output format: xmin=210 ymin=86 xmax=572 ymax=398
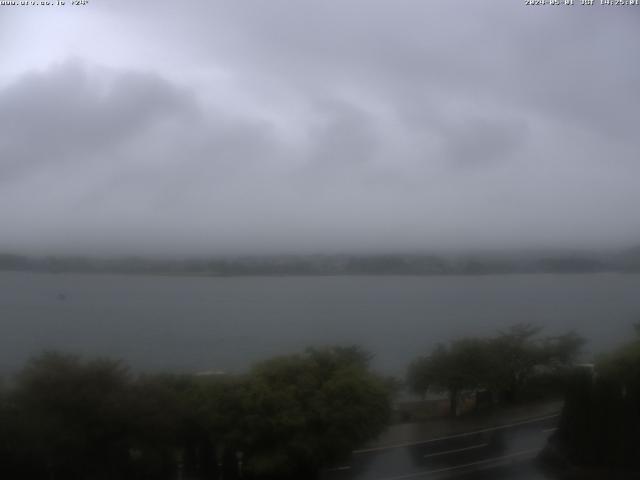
xmin=0 ymin=62 xmax=197 ymax=181
xmin=1 ymin=1 xmax=639 ymax=254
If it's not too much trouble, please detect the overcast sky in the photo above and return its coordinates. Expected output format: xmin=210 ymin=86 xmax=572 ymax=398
xmin=1 ymin=1 xmax=639 ymax=255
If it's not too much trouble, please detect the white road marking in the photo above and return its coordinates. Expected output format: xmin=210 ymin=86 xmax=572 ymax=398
xmin=542 ymin=427 xmax=557 ymax=433
xmin=354 ymin=413 xmax=560 ymax=454
xmin=423 ymin=443 xmax=488 ymax=459
xmin=377 ymin=448 xmax=540 ymax=480
xmin=325 ymin=465 xmax=351 ymax=472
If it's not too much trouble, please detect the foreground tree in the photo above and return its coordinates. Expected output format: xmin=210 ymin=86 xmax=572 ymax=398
xmin=0 ymin=346 xmax=392 ymax=480
xmin=408 ymin=324 xmax=585 ymax=413
xmin=542 ymin=325 xmax=640 ymax=475
xmin=407 ymin=355 xmax=432 ymax=400
xmin=488 ymin=324 xmax=546 ymax=402
xmin=127 ymin=373 xmax=211 ymax=479
xmin=8 ymin=352 xmax=133 ymax=479
xmin=489 ymin=324 xmax=584 ymax=402
xmin=238 ymin=346 xmax=392 ymax=479
xmin=0 ymin=378 xmax=16 ymax=478
xmin=408 ymin=339 xmax=491 ymax=416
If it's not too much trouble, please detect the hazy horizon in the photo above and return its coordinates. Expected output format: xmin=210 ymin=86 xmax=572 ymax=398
xmin=1 ymin=244 xmax=638 ymax=260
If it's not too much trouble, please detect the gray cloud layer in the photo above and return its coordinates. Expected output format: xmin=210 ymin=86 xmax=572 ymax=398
xmin=1 ymin=1 xmax=639 ymax=254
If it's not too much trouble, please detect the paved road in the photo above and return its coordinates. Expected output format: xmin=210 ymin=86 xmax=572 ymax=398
xmin=320 ymin=414 xmax=559 ymax=480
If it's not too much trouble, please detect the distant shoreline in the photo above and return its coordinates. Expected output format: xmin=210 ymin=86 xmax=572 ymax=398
xmin=1 ymin=250 xmax=639 ymax=278
xmin=4 ymin=270 xmax=638 ymax=277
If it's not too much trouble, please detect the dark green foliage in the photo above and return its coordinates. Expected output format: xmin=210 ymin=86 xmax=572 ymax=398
xmin=490 ymin=324 xmax=546 ymax=402
xmin=238 ymin=346 xmax=391 ymax=478
xmin=6 ymin=352 xmax=133 ymax=479
xmin=0 ymin=346 xmax=391 ymax=479
xmin=412 ymin=339 xmax=492 ymax=415
xmin=125 ymin=374 xmax=208 ymax=479
xmin=551 ymin=329 xmax=640 ymax=472
xmin=407 ymin=324 xmax=584 ymax=414
xmin=407 ymin=356 xmax=432 ymax=399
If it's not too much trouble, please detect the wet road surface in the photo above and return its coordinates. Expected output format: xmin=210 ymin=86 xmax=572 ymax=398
xmin=320 ymin=414 xmax=558 ymax=480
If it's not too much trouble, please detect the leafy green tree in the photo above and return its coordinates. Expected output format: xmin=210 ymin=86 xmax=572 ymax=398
xmin=487 ymin=324 xmax=545 ymax=402
xmin=126 ymin=373 xmax=209 ymax=479
xmin=10 ymin=352 xmax=133 ymax=479
xmin=408 ymin=339 xmax=491 ymax=416
xmin=597 ymin=326 xmax=640 ymax=390
xmin=407 ymin=356 xmax=432 ymax=399
xmin=195 ymin=374 xmax=250 ymax=478
xmin=238 ymin=346 xmax=391 ymax=479
xmin=408 ymin=324 xmax=585 ymax=412
xmin=0 ymin=377 xmax=17 ymax=477
xmin=0 ymin=346 xmax=392 ymax=479
xmin=542 ymin=331 xmax=585 ymax=368
xmin=489 ymin=324 xmax=583 ymax=402
xmin=548 ymin=326 xmax=640 ymax=471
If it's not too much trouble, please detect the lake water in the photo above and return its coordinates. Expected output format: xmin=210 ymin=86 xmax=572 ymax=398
xmin=1 ymin=271 xmax=639 ymax=376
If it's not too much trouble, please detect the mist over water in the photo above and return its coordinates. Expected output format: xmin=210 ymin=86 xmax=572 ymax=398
xmin=2 ymin=271 xmax=638 ymax=376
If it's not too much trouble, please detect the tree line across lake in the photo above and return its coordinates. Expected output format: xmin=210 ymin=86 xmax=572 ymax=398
xmin=0 ymin=324 xmax=605 ymax=480
xmin=2 ymin=250 xmax=640 ymax=276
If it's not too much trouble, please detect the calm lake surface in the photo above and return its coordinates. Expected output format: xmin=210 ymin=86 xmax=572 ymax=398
xmin=1 ymin=271 xmax=639 ymax=376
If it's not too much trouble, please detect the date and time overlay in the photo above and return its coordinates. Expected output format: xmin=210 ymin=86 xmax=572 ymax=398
xmin=526 ymin=0 xmax=639 ymax=5
xmin=0 ymin=1 xmax=88 ymax=6
xmin=1 ymin=0 xmax=640 ymax=7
